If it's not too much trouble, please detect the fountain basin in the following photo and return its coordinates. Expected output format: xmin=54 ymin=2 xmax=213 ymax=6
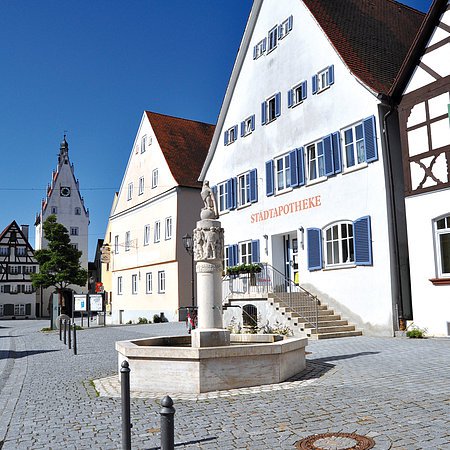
xmin=116 ymin=334 xmax=307 ymax=393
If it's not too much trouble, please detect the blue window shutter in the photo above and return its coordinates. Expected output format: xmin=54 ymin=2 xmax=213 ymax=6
xmin=288 ymin=15 xmax=293 ymax=31
xmin=233 ymin=125 xmax=238 ymax=140
xmin=224 ymin=130 xmax=229 ymax=146
xmin=289 ymin=149 xmax=299 ymax=187
xmin=232 ymin=177 xmax=237 ymax=209
xmin=323 ymin=134 xmax=334 ymax=176
xmin=251 ymin=114 xmax=255 ymax=131
xmin=231 ymin=244 xmax=239 ymax=266
xmin=251 ymin=240 xmax=260 ymax=263
xmin=277 ymin=24 xmax=283 ymax=39
xmin=312 ymin=75 xmax=318 ymax=94
xmin=211 ymin=185 xmax=217 ymax=201
xmin=297 ymin=147 xmax=305 ymax=186
xmin=301 ymin=80 xmax=307 ymax=100
xmin=288 ymin=89 xmax=293 ymax=108
xmin=253 ymin=45 xmax=257 ymax=60
xmin=249 ymin=169 xmax=258 ymax=203
xmin=354 ymin=216 xmax=372 ymax=265
xmin=332 ymin=131 xmax=342 ymax=174
xmin=261 ymin=101 xmax=267 ymax=125
xmin=262 ymin=37 xmax=267 ymax=52
xmin=226 ymin=178 xmax=235 ymax=210
xmin=307 ymin=228 xmax=322 ymax=271
xmin=265 ymin=160 xmax=274 ymax=196
xmin=240 ymin=121 xmax=245 ymax=137
xmin=327 ymin=65 xmax=335 ymax=85
xmin=275 ymin=92 xmax=281 ymax=117
xmin=363 ymin=116 xmax=378 ymax=163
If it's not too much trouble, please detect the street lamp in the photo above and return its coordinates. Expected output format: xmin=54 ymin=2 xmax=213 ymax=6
xmin=182 ymin=233 xmax=195 ymax=307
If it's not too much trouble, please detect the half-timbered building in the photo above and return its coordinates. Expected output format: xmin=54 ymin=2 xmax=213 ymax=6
xmin=390 ymin=0 xmax=450 ymax=336
xmin=0 ymin=222 xmax=38 ymax=319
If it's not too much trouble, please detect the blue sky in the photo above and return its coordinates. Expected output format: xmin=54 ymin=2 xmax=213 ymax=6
xmin=0 ymin=0 xmax=432 ymax=260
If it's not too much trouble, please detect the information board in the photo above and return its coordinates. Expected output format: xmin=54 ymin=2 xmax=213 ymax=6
xmin=74 ymin=294 xmax=87 ymax=312
xmin=89 ymin=294 xmax=103 ymax=312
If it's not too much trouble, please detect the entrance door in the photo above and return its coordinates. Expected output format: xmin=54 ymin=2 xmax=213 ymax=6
xmin=283 ymin=233 xmax=299 ymax=284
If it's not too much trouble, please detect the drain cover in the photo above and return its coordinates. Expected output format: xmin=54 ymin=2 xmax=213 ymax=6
xmin=295 ymin=432 xmax=375 ymax=450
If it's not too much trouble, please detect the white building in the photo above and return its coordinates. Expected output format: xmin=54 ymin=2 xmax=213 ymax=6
xmin=0 ymin=222 xmax=38 ymax=319
xmin=35 ymin=137 xmax=89 ymax=316
xmin=200 ymin=0 xmax=424 ymax=336
xmin=108 ymin=111 xmax=214 ymax=324
xmin=391 ymin=0 xmax=450 ymax=336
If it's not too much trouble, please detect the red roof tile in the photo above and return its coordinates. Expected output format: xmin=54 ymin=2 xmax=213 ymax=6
xmin=145 ymin=111 xmax=215 ymax=189
xmin=303 ymin=0 xmax=426 ymax=94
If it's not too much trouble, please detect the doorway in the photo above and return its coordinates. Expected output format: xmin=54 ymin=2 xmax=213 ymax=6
xmin=283 ymin=233 xmax=298 ymax=284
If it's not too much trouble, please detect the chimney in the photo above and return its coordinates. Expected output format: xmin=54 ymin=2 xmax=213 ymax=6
xmin=21 ymin=225 xmax=29 ymax=241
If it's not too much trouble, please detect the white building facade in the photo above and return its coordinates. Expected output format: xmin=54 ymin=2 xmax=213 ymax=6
xmin=393 ymin=0 xmax=450 ymax=336
xmin=201 ymin=0 xmax=423 ymax=335
xmin=108 ymin=111 xmax=214 ymax=324
xmin=35 ymin=137 xmax=89 ymax=316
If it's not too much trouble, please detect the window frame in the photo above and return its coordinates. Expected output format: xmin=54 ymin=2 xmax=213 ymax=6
xmin=154 ymin=221 xmax=161 ymax=243
xmin=158 ymin=270 xmax=166 ymax=293
xmin=138 ymin=176 xmax=145 ymax=195
xmin=141 ymin=135 xmax=147 ymax=153
xmin=70 ymin=227 xmax=79 ymax=236
xmin=125 ymin=231 xmax=131 ymax=252
xmin=239 ymin=241 xmax=252 ymax=265
xmin=165 ymin=217 xmax=172 ymax=240
xmin=146 ymin=272 xmax=153 ymax=294
xmin=127 ymin=182 xmax=133 ymax=201
xmin=117 ymin=276 xmax=123 ymax=295
xmin=144 ymin=224 xmax=151 ymax=246
xmin=253 ymin=38 xmax=266 ymax=59
xmin=218 ymin=181 xmax=228 ymax=213
xmin=152 ymin=169 xmax=159 ymax=188
xmin=51 ymin=206 xmax=58 ymax=214
xmin=267 ymin=25 xmax=278 ymax=52
xmin=275 ymin=153 xmax=291 ymax=193
xmin=131 ymin=274 xmax=138 ymax=294
xmin=75 ymin=207 xmax=81 ymax=215
xmin=306 ymin=140 xmax=326 ymax=182
xmin=324 ymin=221 xmax=355 ymax=268
xmin=342 ymin=122 xmax=367 ymax=170
xmin=434 ymin=214 xmax=450 ymax=278
xmin=237 ymin=172 xmax=251 ymax=207
xmin=114 ymin=235 xmax=119 ymax=254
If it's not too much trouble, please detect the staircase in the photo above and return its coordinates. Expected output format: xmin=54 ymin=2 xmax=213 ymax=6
xmin=269 ymin=293 xmax=362 ymax=339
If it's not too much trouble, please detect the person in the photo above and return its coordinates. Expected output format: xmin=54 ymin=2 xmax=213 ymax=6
xmin=186 ymin=310 xmax=196 ymax=334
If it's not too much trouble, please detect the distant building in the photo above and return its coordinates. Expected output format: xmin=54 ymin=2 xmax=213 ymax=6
xmin=34 ymin=137 xmax=89 ymax=316
xmin=108 ymin=111 xmax=214 ymax=324
xmin=390 ymin=0 xmax=450 ymax=336
xmin=0 ymin=222 xmax=38 ymax=319
xmin=200 ymin=0 xmax=424 ymax=336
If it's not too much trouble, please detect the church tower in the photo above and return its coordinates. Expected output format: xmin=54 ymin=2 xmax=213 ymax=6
xmin=35 ymin=136 xmax=89 ymax=316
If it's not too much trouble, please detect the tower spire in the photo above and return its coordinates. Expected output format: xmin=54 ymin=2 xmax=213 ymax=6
xmin=58 ymin=133 xmax=69 ymax=165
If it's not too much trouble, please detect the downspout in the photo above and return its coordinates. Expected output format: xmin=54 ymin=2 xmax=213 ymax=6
xmin=377 ymin=93 xmax=404 ymax=333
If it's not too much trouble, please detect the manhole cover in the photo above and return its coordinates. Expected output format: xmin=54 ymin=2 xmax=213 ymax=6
xmin=295 ymin=432 xmax=375 ymax=450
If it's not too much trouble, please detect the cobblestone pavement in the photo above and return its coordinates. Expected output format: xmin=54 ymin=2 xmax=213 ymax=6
xmin=0 ymin=320 xmax=449 ymax=449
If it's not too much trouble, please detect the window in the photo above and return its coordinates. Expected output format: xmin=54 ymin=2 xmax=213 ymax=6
xmin=0 ymin=247 xmax=9 ymax=256
xmin=114 ymin=235 xmax=119 ymax=254
xmin=0 ymin=304 xmax=3 ymax=316
xmin=275 ymin=154 xmax=291 ymax=192
xmin=141 ymin=135 xmax=147 ymax=153
xmin=253 ymin=38 xmax=267 ymax=59
xmin=71 ymin=243 xmax=78 ymax=250
xmin=324 ymin=222 xmax=355 ymax=267
xmin=70 ymin=227 xmax=79 ymax=236
xmin=261 ymin=93 xmax=281 ymax=125
xmin=218 ymin=182 xmax=228 ymax=213
xmin=14 ymin=304 xmax=25 ymax=316
xmin=238 ymin=172 xmax=250 ymax=207
xmin=342 ymin=117 xmax=378 ymax=168
xmin=307 ymin=141 xmax=325 ymax=181
xmin=125 ymin=231 xmax=131 ymax=251
xmin=117 ymin=276 xmax=123 ymax=295
xmin=435 ymin=215 xmax=450 ymax=277
xmin=224 ymin=245 xmax=231 ymax=270
xmin=312 ymin=65 xmax=334 ymax=94
xmin=288 ymin=81 xmax=307 ymax=108
xmin=268 ymin=25 xmax=278 ymax=52
xmin=238 ymin=240 xmax=260 ymax=265
xmin=75 ymin=207 xmax=81 ymax=215
xmin=278 ymin=15 xmax=293 ymax=39
xmin=224 ymin=125 xmax=238 ymax=145
xmin=158 ymin=271 xmax=166 ymax=293
xmin=127 ymin=182 xmax=133 ymax=200
xmin=144 ymin=225 xmax=151 ymax=246
xmin=131 ymin=274 xmax=137 ymax=294
xmin=243 ymin=304 xmax=258 ymax=327
xmin=51 ymin=206 xmax=58 ymax=214
xmin=9 ymin=266 xmax=21 ymax=274
xmin=165 ymin=217 xmax=172 ymax=240
xmin=240 ymin=115 xmax=255 ymax=137
xmin=146 ymin=272 xmax=153 ymax=294
xmin=240 ymin=241 xmax=252 ymax=264
xmin=15 ymin=247 xmax=26 ymax=256
xmin=138 ymin=176 xmax=144 ymax=195
xmin=152 ymin=169 xmax=159 ymax=188
xmin=154 ymin=221 xmax=160 ymax=243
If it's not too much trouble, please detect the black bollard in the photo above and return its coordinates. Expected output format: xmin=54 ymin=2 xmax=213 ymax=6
xmin=59 ymin=319 xmax=62 ymax=341
xmin=68 ymin=321 xmax=72 ymax=349
xmin=160 ymin=396 xmax=175 ymax=450
xmin=120 ymin=361 xmax=132 ymax=450
xmin=63 ymin=319 xmax=67 ymax=345
xmin=73 ymin=322 xmax=77 ymax=355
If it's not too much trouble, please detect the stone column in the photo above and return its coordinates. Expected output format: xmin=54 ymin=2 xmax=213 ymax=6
xmin=191 ymin=183 xmax=230 ymax=347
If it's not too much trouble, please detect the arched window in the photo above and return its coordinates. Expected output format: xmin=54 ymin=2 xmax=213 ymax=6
xmin=324 ymin=221 xmax=354 ymax=267
xmin=434 ymin=214 xmax=450 ymax=277
xmin=242 ymin=304 xmax=257 ymax=327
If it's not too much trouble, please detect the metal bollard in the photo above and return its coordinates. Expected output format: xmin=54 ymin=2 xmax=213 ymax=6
xmin=59 ymin=319 xmax=62 ymax=341
xmin=120 ymin=361 xmax=132 ymax=450
xmin=68 ymin=321 xmax=72 ymax=349
xmin=160 ymin=396 xmax=175 ymax=450
xmin=73 ymin=322 xmax=77 ymax=355
xmin=63 ymin=320 xmax=67 ymax=345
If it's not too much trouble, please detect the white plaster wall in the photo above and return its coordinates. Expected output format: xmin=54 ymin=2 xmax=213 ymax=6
xmin=205 ymin=0 xmax=394 ymax=333
xmin=405 ymin=189 xmax=450 ymax=336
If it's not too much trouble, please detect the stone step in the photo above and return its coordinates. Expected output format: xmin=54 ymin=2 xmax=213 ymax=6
xmin=308 ymin=324 xmax=356 ymax=334
xmin=297 ymin=319 xmax=349 ymax=328
xmin=309 ymin=330 xmax=363 ymax=340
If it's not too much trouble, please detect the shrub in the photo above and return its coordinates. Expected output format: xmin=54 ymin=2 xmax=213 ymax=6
xmin=406 ymin=325 xmax=427 ymax=339
xmin=137 ymin=317 xmax=149 ymax=324
xmin=153 ymin=314 xmax=161 ymax=323
xmin=126 ymin=320 xmax=133 ymax=325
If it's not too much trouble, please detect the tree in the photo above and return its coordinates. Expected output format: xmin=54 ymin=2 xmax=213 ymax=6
xmin=31 ymin=215 xmax=88 ymax=304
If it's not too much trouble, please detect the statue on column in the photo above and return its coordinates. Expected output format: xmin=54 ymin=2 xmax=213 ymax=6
xmin=200 ymin=181 xmax=218 ymax=220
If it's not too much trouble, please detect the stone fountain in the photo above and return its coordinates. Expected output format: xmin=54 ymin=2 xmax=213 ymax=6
xmin=116 ymin=182 xmax=307 ymax=394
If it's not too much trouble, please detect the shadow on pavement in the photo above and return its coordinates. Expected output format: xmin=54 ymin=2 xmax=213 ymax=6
xmin=0 ymin=349 xmax=59 ymax=360
xmin=146 ymin=436 xmax=218 ymax=449
xmin=310 ymin=351 xmax=380 ymax=363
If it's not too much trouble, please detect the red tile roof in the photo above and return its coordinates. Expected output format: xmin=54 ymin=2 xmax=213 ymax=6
xmin=145 ymin=111 xmax=215 ymax=189
xmin=303 ymin=0 xmax=426 ymax=94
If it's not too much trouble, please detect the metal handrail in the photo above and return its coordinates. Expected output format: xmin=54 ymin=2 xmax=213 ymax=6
xmin=222 ymin=263 xmax=319 ymax=331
